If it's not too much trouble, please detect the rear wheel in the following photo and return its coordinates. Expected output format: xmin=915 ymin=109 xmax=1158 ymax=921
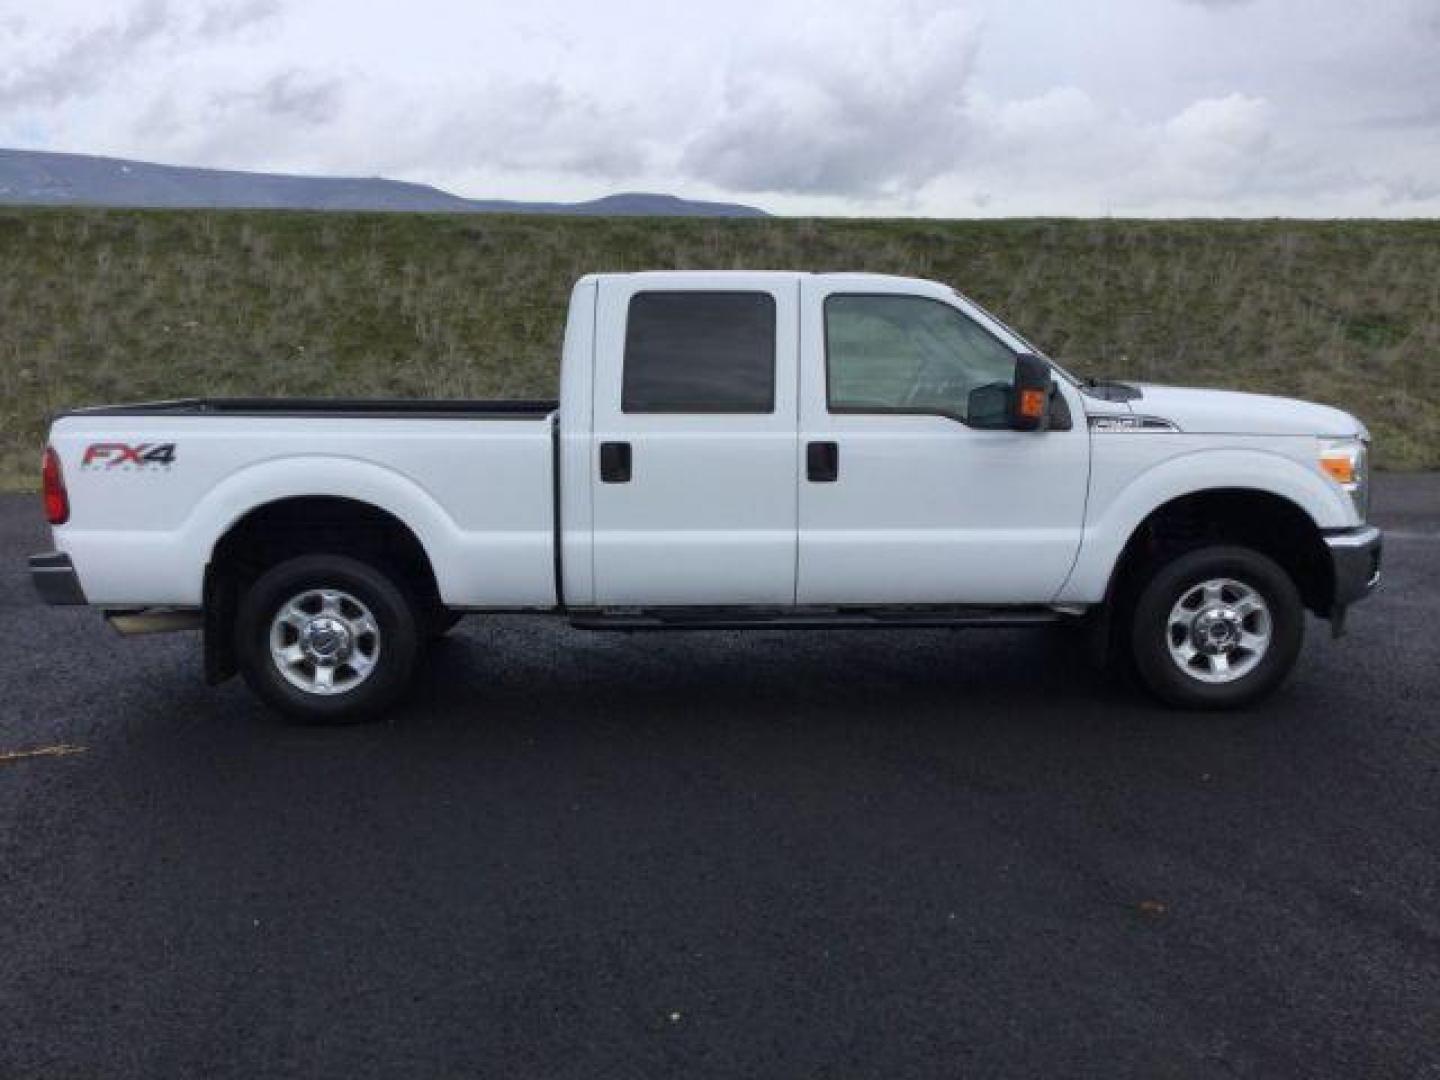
xmin=1128 ymin=545 xmax=1304 ymax=710
xmin=236 ymin=554 xmax=421 ymax=723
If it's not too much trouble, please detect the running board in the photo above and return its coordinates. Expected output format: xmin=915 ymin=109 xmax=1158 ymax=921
xmin=569 ymin=607 xmax=1062 ymax=632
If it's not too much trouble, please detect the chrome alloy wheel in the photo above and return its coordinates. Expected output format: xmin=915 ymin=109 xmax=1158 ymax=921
xmin=268 ymin=588 xmax=381 ymax=695
xmin=1165 ymin=578 xmax=1272 ymax=684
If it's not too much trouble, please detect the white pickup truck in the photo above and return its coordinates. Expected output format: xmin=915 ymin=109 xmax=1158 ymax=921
xmin=30 ymin=271 xmax=1381 ymax=721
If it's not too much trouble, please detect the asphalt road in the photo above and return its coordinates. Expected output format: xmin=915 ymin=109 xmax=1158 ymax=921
xmin=2 ymin=478 xmax=1437 ymax=1079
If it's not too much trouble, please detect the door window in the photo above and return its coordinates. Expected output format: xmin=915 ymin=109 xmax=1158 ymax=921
xmin=623 ymin=292 xmax=776 ymax=413
xmin=825 ymin=294 xmax=1016 ymax=425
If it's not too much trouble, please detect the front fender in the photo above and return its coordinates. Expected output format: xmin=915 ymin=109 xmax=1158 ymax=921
xmin=1057 ymin=445 xmax=1353 ymax=604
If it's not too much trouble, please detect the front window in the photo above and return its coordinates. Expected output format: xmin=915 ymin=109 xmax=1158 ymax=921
xmin=825 ymin=294 xmax=1017 ymax=425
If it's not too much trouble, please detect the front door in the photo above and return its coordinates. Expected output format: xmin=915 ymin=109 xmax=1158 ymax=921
xmin=591 ymin=274 xmax=800 ymax=606
xmin=796 ymin=278 xmax=1088 ymax=605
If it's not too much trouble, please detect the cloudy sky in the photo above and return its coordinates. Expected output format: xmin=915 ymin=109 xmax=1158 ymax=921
xmin=2 ymin=0 xmax=1439 ymax=216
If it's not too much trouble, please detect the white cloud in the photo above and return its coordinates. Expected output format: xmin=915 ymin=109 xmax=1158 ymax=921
xmin=0 ymin=0 xmax=173 ymax=110
xmin=680 ymin=3 xmax=981 ymax=197
xmin=197 ymin=0 xmax=283 ymax=39
xmin=1157 ymin=94 xmax=1273 ymax=194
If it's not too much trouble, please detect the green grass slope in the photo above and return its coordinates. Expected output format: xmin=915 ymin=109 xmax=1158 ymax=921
xmin=2 ymin=209 xmax=1437 ymax=489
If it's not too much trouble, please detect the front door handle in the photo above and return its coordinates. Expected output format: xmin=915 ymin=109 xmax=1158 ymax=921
xmin=600 ymin=441 xmax=632 ymax=483
xmin=807 ymin=441 xmax=838 ymax=483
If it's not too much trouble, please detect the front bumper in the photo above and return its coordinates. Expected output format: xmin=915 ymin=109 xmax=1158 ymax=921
xmin=1324 ymin=525 xmax=1382 ymax=622
xmin=29 ymin=552 xmax=87 ymax=606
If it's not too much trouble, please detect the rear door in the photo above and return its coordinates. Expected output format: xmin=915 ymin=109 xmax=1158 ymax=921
xmin=590 ymin=274 xmax=800 ymax=606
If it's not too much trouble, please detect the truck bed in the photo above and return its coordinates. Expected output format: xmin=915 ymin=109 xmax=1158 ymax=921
xmin=48 ymin=398 xmax=560 ymax=608
xmin=60 ymin=397 xmax=559 ymax=420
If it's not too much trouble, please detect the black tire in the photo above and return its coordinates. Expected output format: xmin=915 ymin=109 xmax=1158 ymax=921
xmin=1128 ymin=545 xmax=1304 ymax=710
xmin=235 ymin=554 xmax=421 ymax=723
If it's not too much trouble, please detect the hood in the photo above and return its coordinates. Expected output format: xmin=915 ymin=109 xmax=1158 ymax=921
xmin=1121 ymin=384 xmax=1368 ymax=439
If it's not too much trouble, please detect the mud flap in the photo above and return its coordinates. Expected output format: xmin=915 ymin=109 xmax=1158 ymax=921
xmin=203 ymin=565 xmax=238 ymax=685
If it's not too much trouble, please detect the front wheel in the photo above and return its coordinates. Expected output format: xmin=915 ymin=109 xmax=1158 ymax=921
xmin=1128 ymin=545 xmax=1304 ymax=710
xmin=235 ymin=554 xmax=421 ymax=723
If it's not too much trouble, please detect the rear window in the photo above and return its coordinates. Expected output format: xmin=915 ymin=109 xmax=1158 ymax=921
xmin=622 ymin=292 xmax=776 ymax=414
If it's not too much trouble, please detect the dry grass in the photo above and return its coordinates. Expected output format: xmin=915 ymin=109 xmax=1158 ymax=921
xmin=2 ymin=209 xmax=1438 ymax=488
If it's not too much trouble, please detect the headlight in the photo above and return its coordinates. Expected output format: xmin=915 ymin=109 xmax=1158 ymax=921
xmin=1319 ymin=438 xmax=1369 ymax=521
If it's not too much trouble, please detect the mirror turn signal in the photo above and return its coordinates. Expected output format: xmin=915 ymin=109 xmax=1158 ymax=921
xmin=1010 ymin=354 xmax=1054 ymax=432
xmin=1017 ymin=388 xmax=1047 ymax=420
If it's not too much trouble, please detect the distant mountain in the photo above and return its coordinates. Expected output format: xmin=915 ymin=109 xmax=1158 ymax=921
xmin=0 ymin=149 xmax=768 ymax=217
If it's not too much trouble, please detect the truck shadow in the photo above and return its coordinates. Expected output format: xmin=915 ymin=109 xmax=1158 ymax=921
xmin=160 ymin=613 xmax=1328 ymax=750
xmin=387 ymin=618 xmax=1244 ymax=741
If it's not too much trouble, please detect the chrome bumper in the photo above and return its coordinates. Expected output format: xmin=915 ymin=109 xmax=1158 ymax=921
xmin=29 ymin=552 xmax=87 ymax=606
xmin=1324 ymin=525 xmax=1382 ymax=631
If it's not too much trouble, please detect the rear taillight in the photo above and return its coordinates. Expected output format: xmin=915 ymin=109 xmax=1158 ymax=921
xmin=42 ymin=446 xmax=69 ymax=525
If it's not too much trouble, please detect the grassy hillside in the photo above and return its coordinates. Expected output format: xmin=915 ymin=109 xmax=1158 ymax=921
xmin=2 ymin=208 xmax=1438 ymax=488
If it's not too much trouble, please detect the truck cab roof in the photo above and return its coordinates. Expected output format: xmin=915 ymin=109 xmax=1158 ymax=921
xmin=576 ymin=270 xmax=955 ymax=298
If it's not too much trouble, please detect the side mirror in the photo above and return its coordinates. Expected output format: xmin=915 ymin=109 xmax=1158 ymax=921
xmin=1010 ymin=353 xmax=1053 ymax=431
xmin=966 ymin=381 xmax=1011 ymax=429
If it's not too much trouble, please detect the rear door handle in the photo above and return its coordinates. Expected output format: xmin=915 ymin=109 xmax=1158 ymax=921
xmin=806 ymin=441 xmax=838 ymax=483
xmin=600 ymin=441 xmax=632 ymax=483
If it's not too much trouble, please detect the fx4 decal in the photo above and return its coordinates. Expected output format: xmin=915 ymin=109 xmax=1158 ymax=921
xmin=81 ymin=442 xmax=177 ymax=469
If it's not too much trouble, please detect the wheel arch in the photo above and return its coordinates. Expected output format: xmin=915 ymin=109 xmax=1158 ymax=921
xmin=192 ymin=458 xmax=454 ymax=683
xmin=208 ymin=495 xmax=441 ymax=600
xmin=1059 ymin=446 xmax=1351 ymax=607
xmin=1112 ymin=487 xmax=1334 ymax=610
xmin=185 ymin=455 xmax=455 ymax=588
